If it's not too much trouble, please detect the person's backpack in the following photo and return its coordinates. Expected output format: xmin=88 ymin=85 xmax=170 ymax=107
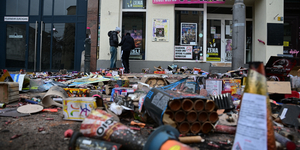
xmin=108 ymin=31 xmax=113 ymax=37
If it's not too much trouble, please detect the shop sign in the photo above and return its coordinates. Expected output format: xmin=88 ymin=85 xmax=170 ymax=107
xmin=124 ymin=0 xmax=144 ymax=8
xmin=174 ymin=46 xmax=193 ymax=59
xmin=153 ymin=0 xmax=225 ymax=4
xmin=4 ymin=16 xmax=28 ymax=22
xmin=152 ymin=18 xmax=169 ymax=42
xmin=9 ymin=35 xmax=23 ymax=38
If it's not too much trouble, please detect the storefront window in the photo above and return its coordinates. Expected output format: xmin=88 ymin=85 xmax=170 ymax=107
xmin=206 ymin=19 xmax=221 ymax=61
xmin=175 ymin=10 xmax=204 ymax=61
xmin=122 ymin=0 xmax=146 ymax=9
xmin=6 ymin=0 xmax=29 ymax=15
xmin=122 ymin=12 xmax=146 ymax=60
xmin=54 ymin=0 xmax=76 ymax=15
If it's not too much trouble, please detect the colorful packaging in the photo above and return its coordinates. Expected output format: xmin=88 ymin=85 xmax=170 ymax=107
xmin=63 ymin=97 xmax=97 ymax=121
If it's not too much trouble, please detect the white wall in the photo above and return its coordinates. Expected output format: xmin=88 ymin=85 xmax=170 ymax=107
xmin=99 ymin=0 xmax=121 ymax=60
xmin=253 ymin=0 xmax=283 ymax=64
xmin=146 ymin=1 xmax=175 ymax=61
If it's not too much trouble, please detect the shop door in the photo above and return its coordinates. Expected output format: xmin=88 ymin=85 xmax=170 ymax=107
xmin=1 ymin=0 xmax=87 ymax=71
xmin=207 ymin=14 xmax=233 ymax=62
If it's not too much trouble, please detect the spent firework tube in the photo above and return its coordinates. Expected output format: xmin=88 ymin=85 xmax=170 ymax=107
xmin=69 ymin=131 xmax=121 ymax=150
xmin=80 ymin=109 xmax=147 ymax=150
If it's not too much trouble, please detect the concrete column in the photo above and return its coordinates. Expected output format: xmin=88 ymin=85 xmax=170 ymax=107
xmin=87 ymin=0 xmax=99 ymax=71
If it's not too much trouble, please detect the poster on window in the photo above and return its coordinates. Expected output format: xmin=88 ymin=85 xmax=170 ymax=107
xmin=123 ymin=0 xmax=145 ymax=9
xmin=181 ymin=23 xmax=197 ymax=45
xmin=152 ymin=19 xmax=169 ymax=42
xmin=125 ymin=30 xmax=143 ymax=59
xmin=174 ymin=46 xmax=193 ymax=59
xmin=207 ymin=38 xmax=221 ymax=61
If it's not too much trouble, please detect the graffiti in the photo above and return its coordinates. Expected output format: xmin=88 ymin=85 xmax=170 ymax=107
xmin=289 ymin=49 xmax=299 ymax=56
xmin=80 ymin=104 xmax=91 ymax=117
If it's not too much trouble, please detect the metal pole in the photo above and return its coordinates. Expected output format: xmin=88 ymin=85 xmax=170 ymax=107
xmin=232 ymin=0 xmax=246 ymax=70
xmin=84 ymin=38 xmax=91 ymax=74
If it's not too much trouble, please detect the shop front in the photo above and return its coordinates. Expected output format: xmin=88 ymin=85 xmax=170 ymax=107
xmin=0 ymin=0 xmax=87 ymax=71
xmin=98 ymin=0 xmax=282 ymax=73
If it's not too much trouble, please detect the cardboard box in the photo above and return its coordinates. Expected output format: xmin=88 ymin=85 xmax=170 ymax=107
xmin=138 ymin=77 xmax=169 ymax=89
xmin=206 ymin=79 xmax=223 ymax=96
xmin=0 ymin=82 xmax=19 ymax=104
xmin=222 ymin=79 xmax=242 ymax=95
xmin=117 ymin=79 xmax=129 ymax=87
xmin=63 ymin=88 xmax=90 ymax=97
xmin=110 ymin=87 xmax=136 ymax=102
xmin=63 ymin=97 xmax=97 ymax=121
xmin=267 ymin=81 xmax=291 ymax=94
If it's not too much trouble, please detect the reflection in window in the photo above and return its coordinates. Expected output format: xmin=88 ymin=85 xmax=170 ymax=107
xmin=52 ymin=23 xmax=75 ymax=70
xmin=30 ymin=0 xmax=39 ymax=15
xmin=41 ymin=23 xmax=52 ymax=70
xmin=6 ymin=24 xmax=26 ymax=68
xmin=175 ymin=11 xmax=204 ymax=61
xmin=43 ymin=0 xmax=53 ymax=15
xmin=54 ymin=0 xmax=77 ymax=15
xmin=6 ymin=0 xmax=29 ymax=15
xmin=122 ymin=12 xmax=146 ymax=60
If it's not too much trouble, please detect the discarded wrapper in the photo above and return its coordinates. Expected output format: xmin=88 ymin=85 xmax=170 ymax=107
xmin=80 ymin=109 xmax=147 ymax=150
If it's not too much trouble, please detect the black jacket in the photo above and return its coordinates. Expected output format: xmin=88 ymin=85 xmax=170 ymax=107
xmin=108 ymin=31 xmax=119 ymax=47
xmin=119 ymin=34 xmax=135 ymax=51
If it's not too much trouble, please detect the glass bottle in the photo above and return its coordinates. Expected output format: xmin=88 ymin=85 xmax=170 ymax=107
xmin=232 ymin=62 xmax=275 ymax=150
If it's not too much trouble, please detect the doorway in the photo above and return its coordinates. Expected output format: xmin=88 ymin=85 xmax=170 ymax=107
xmin=0 ymin=0 xmax=87 ymax=71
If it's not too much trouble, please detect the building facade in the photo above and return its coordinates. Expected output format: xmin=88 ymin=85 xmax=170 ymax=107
xmin=97 ymin=0 xmax=284 ymax=73
xmin=0 ymin=0 xmax=87 ymax=71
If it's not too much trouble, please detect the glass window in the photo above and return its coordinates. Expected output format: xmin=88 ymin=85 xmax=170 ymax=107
xmin=207 ymin=6 xmax=252 ymax=19
xmin=122 ymin=12 xmax=146 ymax=60
xmin=30 ymin=0 xmax=39 ymax=15
xmin=175 ymin=4 xmax=203 ymax=8
xmin=246 ymin=21 xmax=252 ymax=63
xmin=175 ymin=10 xmax=204 ymax=61
xmin=6 ymin=24 xmax=27 ymax=68
xmin=123 ymin=0 xmax=146 ymax=9
xmin=54 ymin=0 xmax=77 ymax=15
xmin=43 ymin=0 xmax=53 ymax=15
xmin=28 ymin=23 xmax=38 ymax=70
xmin=52 ymin=23 xmax=75 ymax=70
xmin=6 ymin=0 xmax=29 ymax=15
xmin=206 ymin=19 xmax=221 ymax=61
xmin=41 ymin=23 xmax=52 ymax=70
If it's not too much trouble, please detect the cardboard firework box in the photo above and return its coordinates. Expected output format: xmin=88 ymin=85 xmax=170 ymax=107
xmin=63 ymin=97 xmax=97 ymax=121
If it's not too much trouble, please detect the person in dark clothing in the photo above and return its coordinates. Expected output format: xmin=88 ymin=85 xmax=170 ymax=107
xmin=107 ymin=27 xmax=120 ymax=69
xmin=119 ymin=33 xmax=135 ymax=73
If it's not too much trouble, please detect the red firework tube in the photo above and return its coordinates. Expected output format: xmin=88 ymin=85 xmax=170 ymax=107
xmin=186 ymin=110 xmax=197 ymax=122
xmin=177 ymin=122 xmax=190 ymax=134
xmin=164 ymin=109 xmax=174 ymax=120
xmin=205 ymin=100 xmax=215 ymax=112
xmin=182 ymin=99 xmax=193 ymax=111
xmin=194 ymin=99 xmax=204 ymax=111
xmin=174 ymin=110 xmax=186 ymax=122
xmin=80 ymin=109 xmax=147 ymax=150
xmin=198 ymin=111 xmax=208 ymax=122
xmin=201 ymin=122 xmax=213 ymax=134
xmin=214 ymin=125 xmax=236 ymax=134
xmin=190 ymin=122 xmax=201 ymax=134
xmin=169 ymin=99 xmax=182 ymax=111
xmin=208 ymin=112 xmax=219 ymax=123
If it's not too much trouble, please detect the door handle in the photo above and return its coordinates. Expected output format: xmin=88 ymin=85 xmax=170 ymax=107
xmin=34 ymin=21 xmax=38 ymax=72
xmin=39 ymin=21 xmax=43 ymax=71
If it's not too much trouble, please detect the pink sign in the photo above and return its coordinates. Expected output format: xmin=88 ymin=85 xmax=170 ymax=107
xmin=153 ymin=0 xmax=225 ymax=4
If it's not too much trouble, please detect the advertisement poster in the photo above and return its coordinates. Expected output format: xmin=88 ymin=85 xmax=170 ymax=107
xmin=152 ymin=18 xmax=169 ymax=42
xmin=174 ymin=46 xmax=193 ymax=59
xmin=125 ymin=30 xmax=143 ymax=59
xmin=225 ymin=39 xmax=232 ymax=61
xmin=181 ymin=23 xmax=197 ymax=45
xmin=207 ymin=38 xmax=221 ymax=61
xmin=123 ymin=0 xmax=145 ymax=9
